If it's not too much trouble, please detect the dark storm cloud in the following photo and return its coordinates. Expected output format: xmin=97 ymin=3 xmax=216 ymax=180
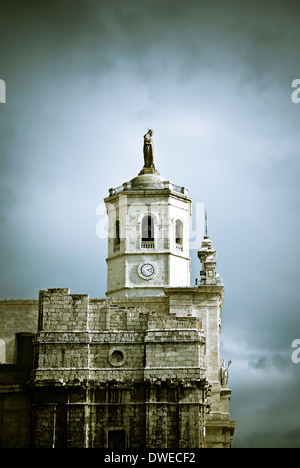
xmin=2 ymin=0 xmax=299 ymax=88
xmin=249 ymin=353 xmax=291 ymax=371
xmin=1 ymin=0 xmax=300 ymax=447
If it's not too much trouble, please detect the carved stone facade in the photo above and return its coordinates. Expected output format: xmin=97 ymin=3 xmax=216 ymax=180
xmin=31 ymin=285 xmax=234 ymax=448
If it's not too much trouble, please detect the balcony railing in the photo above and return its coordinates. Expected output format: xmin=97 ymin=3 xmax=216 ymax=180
xmin=141 ymin=241 xmax=155 ymax=249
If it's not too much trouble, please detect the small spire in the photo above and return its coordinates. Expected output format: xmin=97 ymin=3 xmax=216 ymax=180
xmin=205 ymin=209 xmax=208 ymax=237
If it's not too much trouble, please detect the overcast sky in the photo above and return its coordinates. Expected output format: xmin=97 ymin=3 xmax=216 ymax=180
xmin=1 ymin=0 xmax=300 ymax=448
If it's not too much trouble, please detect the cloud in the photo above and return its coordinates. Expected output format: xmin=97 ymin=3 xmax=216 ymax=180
xmin=249 ymin=353 xmax=292 ymax=372
xmin=0 ymin=0 xmax=300 ymax=447
xmin=222 ymin=335 xmax=300 ymax=447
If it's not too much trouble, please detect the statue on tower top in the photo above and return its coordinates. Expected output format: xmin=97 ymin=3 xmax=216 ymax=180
xmin=143 ymin=129 xmax=154 ymax=168
xmin=138 ymin=129 xmax=159 ymax=176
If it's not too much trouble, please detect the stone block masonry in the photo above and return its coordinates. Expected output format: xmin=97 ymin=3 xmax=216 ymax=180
xmin=0 ymin=300 xmax=38 ymax=364
xmin=31 ymin=287 xmax=235 ymax=448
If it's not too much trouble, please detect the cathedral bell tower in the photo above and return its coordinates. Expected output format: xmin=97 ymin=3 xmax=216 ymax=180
xmin=104 ymin=130 xmax=192 ymax=297
xmin=30 ymin=129 xmax=235 ymax=448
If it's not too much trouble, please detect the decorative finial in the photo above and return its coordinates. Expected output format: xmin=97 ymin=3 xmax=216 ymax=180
xmin=205 ymin=209 xmax=208 ymax=237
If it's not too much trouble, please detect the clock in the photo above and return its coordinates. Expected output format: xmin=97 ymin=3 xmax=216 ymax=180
xmin=140 ymin=263 xmax=155 ymax=278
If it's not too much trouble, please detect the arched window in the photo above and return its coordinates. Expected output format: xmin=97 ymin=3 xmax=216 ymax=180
xmin=115 ymin=220 xmax=120 ymax=244
xmin=175 ymin=220 xmax=183 ymax=251
xmin=113 ymin=220 xmax=120 ymax=252
xmin=141 ymin=215 xmax=154 ymax=248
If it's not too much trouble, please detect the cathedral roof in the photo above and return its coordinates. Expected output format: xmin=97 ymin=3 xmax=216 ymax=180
xmin=130 ymin=170 xmax=167 ymax=190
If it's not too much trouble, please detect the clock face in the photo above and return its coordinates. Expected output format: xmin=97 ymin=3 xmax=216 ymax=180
xmin=141 ymin=263 xmax=154 ymax=277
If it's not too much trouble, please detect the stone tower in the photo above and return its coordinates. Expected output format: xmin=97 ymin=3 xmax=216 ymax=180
xmin=105 ymin=141 xmax=192 ymax=297
xmin=30 ymin=131 xmax=235 ymax=448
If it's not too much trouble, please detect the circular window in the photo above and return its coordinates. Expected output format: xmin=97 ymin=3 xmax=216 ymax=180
xmin=108 ymin=348 xmax=126 ymax=367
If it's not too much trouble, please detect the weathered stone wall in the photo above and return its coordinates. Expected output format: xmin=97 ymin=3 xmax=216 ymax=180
xmin=0 ymin=391 xmax=32 ymax=448
xmin=0 ymin=285 xmax=235 ymax=448
xmin=31 ymin=382 xmax=209 ymax=448
xmin=0 ymin=300 xmax=38 ymax=364
xmin=0 ymin=300 xmax=38 ymax=448
xmin=31 ymin=288 xmax=212 ymax=448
